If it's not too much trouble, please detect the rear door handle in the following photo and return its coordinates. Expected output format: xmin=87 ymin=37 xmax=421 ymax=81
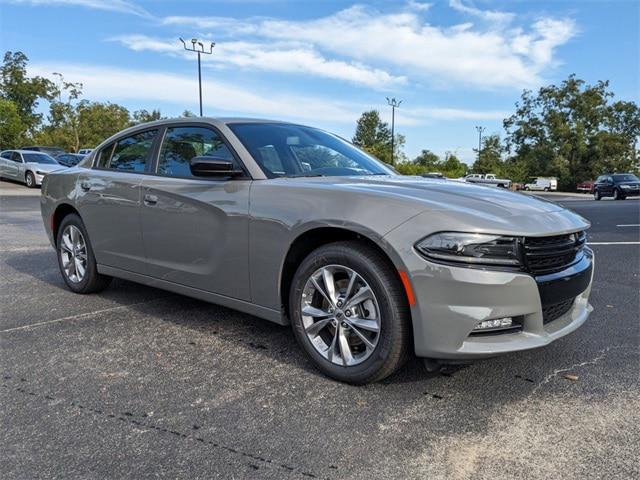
xmin=144 ymin=194 xmax=158 ymax=205
xmin=80 ymin=181 xmax=91 ymax=191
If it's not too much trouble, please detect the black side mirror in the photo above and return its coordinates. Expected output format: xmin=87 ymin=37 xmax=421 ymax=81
xmin=189 ymin=156 xmax=243 ymax=177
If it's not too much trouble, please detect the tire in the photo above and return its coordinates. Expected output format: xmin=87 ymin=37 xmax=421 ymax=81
xmin=524 ymin=186 xmax=529 ymax=191
xmin=594 ymin=190 xmax=601 ymax=201
xmin=613 ymin=188 xmax=624 ymax=200
xmin=544 ymin=187 xmax=549 ymax=192
xmin=289 ymin=240 xmax=411 ymax=384
xmin=25 ymin=171 xmax=36 ymax=188
xmin=56 ymin=213 xmax=112 ymax=293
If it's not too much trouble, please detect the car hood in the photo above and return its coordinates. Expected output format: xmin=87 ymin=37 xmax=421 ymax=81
xmin=618 ymin=181 xmax=640 ymax=187
xmin=26 ymin=162 xmax=64 ymax=173
xmin=282 ymin=175 xmax=565 ymax=218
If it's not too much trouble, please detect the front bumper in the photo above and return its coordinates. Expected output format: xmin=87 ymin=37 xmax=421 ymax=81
xmin=400 ymin=246 xmax=594 ymax=360
xmin=34 ymin=172 xmax=45 ymax=186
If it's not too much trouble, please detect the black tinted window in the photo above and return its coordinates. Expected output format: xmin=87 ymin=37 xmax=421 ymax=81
xmin=96 ymin=144 xmax=114 ymax=168
xmin=11 ymin=152 xmax=22 ymax=162
xmin=108 ymin=130 xmax=157 ymax=172
xmin=158 ymin=126 xmax=233 ymax=178
xmin=0 ymin=151 xmax=12 ymax=159
xmin=23 ymin=153 xmax=58 ymax=164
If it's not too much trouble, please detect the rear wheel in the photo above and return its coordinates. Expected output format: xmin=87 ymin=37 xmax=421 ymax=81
xmin=289 ymin=241 xmax=411 ymax=384
xmin=56 ymin=213 xmax=112 ymax=293
xmin=25 ymin=171 xmax=36 ymax=188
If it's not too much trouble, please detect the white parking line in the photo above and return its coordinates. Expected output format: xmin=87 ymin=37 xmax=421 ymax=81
xmin=588 ymin=242 xmax=640 ymax=245
xmin=616 ymin=224 xmax=640 ymax=227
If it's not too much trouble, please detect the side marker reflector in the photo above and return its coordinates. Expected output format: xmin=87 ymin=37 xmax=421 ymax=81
xmin=398 ymin=271 xmax=416 ymax=306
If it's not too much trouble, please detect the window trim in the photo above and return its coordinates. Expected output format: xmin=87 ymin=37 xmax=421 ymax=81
xmin=149 ymin=122 xmax=251 ymax=181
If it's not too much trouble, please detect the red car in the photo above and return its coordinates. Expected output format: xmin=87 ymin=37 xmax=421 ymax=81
xmin=577 ymin=180 xmax=594 ymax=193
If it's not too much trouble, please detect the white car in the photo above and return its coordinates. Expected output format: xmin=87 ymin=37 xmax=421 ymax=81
xmin=0 ymin=150 xmax=64 ymax=187
xmin=524 ymin=178 xmax=557 ymax=191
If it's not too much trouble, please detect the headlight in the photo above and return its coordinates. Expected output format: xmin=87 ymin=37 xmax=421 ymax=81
xmin=36 ymin=171 xmax=47 ymax=175
xmin=620 ymin=184 xmax=631 ymax=189
xmin=415 ymin=232 xmax=521 ymax=267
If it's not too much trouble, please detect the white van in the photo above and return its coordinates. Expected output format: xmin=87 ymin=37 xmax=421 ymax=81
xmin=524 ymin=177 xmax=557 ymax=191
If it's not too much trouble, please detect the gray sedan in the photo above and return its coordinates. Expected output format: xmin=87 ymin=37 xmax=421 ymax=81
xmin=40 ymin=118 xmax=594 ymax=383
xmin=0 ymin=149 xmax=63 ymax=187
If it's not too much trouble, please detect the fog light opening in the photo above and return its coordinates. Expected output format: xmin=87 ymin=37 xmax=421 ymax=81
xmin=470 ymin=317 xmax=522 ymax=336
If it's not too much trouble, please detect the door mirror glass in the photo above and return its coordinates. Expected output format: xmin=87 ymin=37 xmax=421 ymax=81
xmin=189 ymin=156 xmax=243 ymax=176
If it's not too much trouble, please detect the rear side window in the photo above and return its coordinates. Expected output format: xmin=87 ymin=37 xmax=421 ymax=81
xmin=157 ymin=126 xmax=234 ymax=178
xmin=0 ymin=151 xmax=12 ymax=159
xmin=108 ymin=130 xmax=158 ymax=172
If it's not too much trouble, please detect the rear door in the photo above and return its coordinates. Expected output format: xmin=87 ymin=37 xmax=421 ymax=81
xmin=139 ymin=123 xmax=252 ymax=300
xmin=76 ymin=129 xmax=160 ymax=274
xmin=0 ymin=151 xmax=12 ymax=177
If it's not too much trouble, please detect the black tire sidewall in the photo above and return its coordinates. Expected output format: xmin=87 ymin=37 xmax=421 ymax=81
xmin=289 ymin=242 xmax=409 ymax=384
xmin=25 ymin=172 xmax=35 ymax=188
xmin=56 ymin=214 xmax=101 ymax=293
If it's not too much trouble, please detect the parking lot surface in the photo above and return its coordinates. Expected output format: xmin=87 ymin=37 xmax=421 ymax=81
xmin=1 ymin=180 xmax=639 ymax=479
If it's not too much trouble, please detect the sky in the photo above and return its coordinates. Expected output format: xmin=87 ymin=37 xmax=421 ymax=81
xmin=0 ymin=0 xmax=638 ymax=163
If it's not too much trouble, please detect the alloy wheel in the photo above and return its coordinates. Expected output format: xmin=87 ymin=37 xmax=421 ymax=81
xmin=60 ymin=225 xmax=88 ymax=283
xmin=301 ymin=265 xmax=381 ymax=366
xmin=26 ymin=173 xmax=34 ymax=187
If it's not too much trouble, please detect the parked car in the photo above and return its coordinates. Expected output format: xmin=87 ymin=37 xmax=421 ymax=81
xmin=0 ymin=150 xmax=63 ymax=187
xmin=593 ymin=173 xmax=640 ymax=200
xmin=21 ymin=145 xmax=66 ymax=157
xmin=40 ymin=118 xmax=594 ymax=384
xmin=78 ymin=148 xmax=94 ymax=155
xmin=524 ymin=177 xmax=557 ymax=191
xmin=56 ymin=153 xmax=86 ymax=167
xmin=576 ymin=180 xmax=594 ymax=193
xmin=463 ymin=173 xmax=511 ymax=188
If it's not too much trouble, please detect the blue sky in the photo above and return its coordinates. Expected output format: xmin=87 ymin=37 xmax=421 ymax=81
xmin=0 ymin=0 xmax=638 ymax=162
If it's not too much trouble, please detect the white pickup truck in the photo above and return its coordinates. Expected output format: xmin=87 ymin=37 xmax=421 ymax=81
xmin=463 ymin=173 xmax=512 ymax=188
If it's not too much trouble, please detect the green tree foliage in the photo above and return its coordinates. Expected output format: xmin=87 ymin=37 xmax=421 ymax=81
xmin=471 ymin=134 xmax=505 ymax=175
xmin=0 ymin=51 xmax=55 ymax=139
xmin=352 ymin=110 xmax=404 ymax=164
xmin=133 ymin=109 xmax=164 ymax=124
xmin=0 ymin=98 xmax=26 ymax=149
xmin=396 ymin=150 xmax=467 ymax=178
xmin=504 ymin=75 xmax=640 ymax=188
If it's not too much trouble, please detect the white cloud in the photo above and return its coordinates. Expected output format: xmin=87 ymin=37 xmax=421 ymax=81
xmin=161 ymin=4 xmax=576 ymax=90
xmin=111 ymin=34 xmax=407 ymax=90
xmin=27 ymin=62 xmax=364 ymax=124
xmin=449 ymin=0 xmax=515 ymax=25
xmin=4 ymin=0 xmax=150 ymax=16
xmin=407 ymin=1 xmax=432 ymax=12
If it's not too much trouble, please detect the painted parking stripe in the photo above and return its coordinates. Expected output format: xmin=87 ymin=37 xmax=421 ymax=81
xmin=588 ymin=242 xmax=640 ymax=245
xmin=616 ymin=224 xmax=640 ymax=227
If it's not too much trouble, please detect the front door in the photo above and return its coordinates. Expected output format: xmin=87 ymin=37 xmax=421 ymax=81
xmin=139 ymin=124 xmax=251 ymax=301
xmin=7 ymin=152 xmax=23 ymax=180
xmin=76 ymin=129 xmax=159 ymax=274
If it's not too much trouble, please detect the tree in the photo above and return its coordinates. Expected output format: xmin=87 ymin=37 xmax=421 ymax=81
xmin=504 ymin=75 xmax=640 ymax=188
xmin=472 ymin=134 xmax=505 ymax=175
xmin=181 ymin=110 xmax=197 ymax=118
xmin=0 ymin=51 xmax=56 ymax=138
xmin=352 ymin=110 xmax=403 ymax=164
xmin=133 ymin=109 xmax=164 ymax=124
xmin=440 ymin=152 xmax=467 ymax=178
xmin=0 ymin=98 xmax=25 ymax=149
xmin=413 ymin=149 xmax=440 ymax=169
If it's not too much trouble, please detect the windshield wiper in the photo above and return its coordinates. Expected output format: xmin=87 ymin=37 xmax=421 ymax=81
xmin=284 ymin=172 xmax=325 ymax=178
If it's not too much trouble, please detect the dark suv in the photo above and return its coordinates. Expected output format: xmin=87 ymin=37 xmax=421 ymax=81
xmin=593 ymin=173 xmax=640 ymax=200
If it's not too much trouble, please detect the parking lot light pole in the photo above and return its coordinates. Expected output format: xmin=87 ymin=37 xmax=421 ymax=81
xmin=386 ymin=97 xmax=402 ymax=165
xmin=180 ymin=38 xmax=215 ymax=117
xmin=475 ymin=125 xmax=486 ymax=162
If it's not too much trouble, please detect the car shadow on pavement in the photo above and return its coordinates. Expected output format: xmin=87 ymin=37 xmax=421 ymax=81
xmin=4 ymin=249 xmax=443 ymax=384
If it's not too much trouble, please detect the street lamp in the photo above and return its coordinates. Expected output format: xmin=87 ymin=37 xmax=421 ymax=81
xmin=386 ymin=97 xmax=402 ymax=165
xmin=475 ymin=126 xmax=486 ymax=162
xmin=180 ymin=37 xmax=215 ymax=117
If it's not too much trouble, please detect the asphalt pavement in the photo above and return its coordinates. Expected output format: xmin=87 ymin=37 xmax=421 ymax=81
xmin=1 ymin=180 xmax=638 ymax=479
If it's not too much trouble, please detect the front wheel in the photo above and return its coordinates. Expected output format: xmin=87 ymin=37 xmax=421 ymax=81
xmin=544 ymin=187 xmax=550 ymax=192
xmin=594 ymin=190 xmax=601 ymax=201
xmin=56 ymin=213 xmax=112 ymax=293
xmin=613 ymin=188 xmax=624 ymax=200
xmin=25 ymin=171 xmax=36 ymax=188
xmin=289 ymin=241 xmax=411 ymax=384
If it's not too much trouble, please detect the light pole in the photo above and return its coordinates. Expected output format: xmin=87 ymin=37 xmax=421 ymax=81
xmin=475 ymin=125 xmax=486 ymax=162
xmin=386 ymin=97 xmax=402 ymax=165
xmin=180 ymin=37 xmax=215 ymax=117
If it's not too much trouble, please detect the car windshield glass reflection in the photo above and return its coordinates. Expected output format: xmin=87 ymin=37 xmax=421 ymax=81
xmin=23 ymin=153 xmax=58 ymax=164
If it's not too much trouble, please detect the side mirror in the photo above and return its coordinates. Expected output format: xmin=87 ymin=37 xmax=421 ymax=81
xmin=189 ymin=156 xmax=243 ymax=177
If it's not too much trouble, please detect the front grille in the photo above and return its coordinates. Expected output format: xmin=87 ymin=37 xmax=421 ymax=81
xmin=523 ymin=231 xmax=586 ymax=275
xmin=542 ymin=298 xmax=575 ymax=324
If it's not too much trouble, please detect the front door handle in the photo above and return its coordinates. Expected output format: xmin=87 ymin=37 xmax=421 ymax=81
xmin=144 ymin=194 xmax=158 ymax=205
xmin=80 ymin=181 xmax=91 ymax=191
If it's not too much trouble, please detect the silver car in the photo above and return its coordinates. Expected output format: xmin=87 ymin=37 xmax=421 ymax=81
xmin=0 ymin=150 xmax=63 ymax=187
xmin=40 ymin=118 xmax=594 ymax=383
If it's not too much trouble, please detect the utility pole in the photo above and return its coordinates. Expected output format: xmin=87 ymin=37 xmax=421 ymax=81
xmin=386 ymin=97 xmax=402 ymax=165
xmin=180 ymin=38 xmax=215 ymax=117
xmin=475 ymin=126 xmax=486 ymax=162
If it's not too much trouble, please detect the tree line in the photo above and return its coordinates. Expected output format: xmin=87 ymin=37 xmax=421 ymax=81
xmin=2 ymin=50 xmax=638 ymax=189
xmin=353 ymin=76 xmax=639 ymax=189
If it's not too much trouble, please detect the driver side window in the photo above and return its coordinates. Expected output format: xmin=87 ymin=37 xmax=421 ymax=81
xmin=157 ymin=126 xmax=233 ymax=178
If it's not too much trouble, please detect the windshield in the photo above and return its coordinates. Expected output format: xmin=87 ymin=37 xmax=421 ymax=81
xmin=613 ymin=174 xmax=639 ymax=182
xmin=23 ymin=153 xmax=58 ymax=164
xmin=229 ymin=123 xmax=395 ymax=178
